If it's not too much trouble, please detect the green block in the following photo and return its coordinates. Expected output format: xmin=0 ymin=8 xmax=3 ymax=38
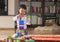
xmin=19 ymin=30 xmax=24 ymax=33
xmin=9 ymin=39 xmax=12 ymax=42
xmin=8 ymin=36 xmax=12 ymax=42
xmin=14 ymin=39 xmax=17 ymax=42
xmin=29 ymin=39 xmax=35 ymax=42
xmin=17 ymin=39 xmax=20 ymax=42
xmin=25 ymin=40 xmax=29 ymax=42
xmin=25 ymin=39 xmax=35 ymax=42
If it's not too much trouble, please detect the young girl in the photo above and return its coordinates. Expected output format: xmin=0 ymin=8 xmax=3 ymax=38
xmin=12 ymin=4 xmax=30 ymax=38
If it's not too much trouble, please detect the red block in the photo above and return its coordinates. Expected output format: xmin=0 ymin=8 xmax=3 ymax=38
xmin=20 ymin=40 xmax=25 ymax=42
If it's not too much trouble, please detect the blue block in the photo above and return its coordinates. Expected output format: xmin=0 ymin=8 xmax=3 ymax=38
xmin=19 ymin=19 xmax=24 ymax=25
xmin=19 ymin=26 xmax=24 ymax=30
xmin=16 ymin=32 xmax=21 ymax=36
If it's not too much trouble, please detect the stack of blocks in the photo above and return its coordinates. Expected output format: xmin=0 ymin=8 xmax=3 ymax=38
xmin=19 ymin=19 xmax=24 ymax=33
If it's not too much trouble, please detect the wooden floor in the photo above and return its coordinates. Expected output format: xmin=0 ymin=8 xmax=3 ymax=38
xmin=0 ymin=29 xmax=14 ymax=40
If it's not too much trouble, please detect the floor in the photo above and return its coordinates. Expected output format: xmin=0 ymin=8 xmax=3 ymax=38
xmin=0 ymin=24 xmax=60 ymax=40
xmin=0 ymin=29 xmax=14 ymax=40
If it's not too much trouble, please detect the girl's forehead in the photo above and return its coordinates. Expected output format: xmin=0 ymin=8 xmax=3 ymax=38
xmin=19 ymin=8 xmax=26 ymax=11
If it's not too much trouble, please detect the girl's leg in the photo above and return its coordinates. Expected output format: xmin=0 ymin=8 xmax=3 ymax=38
xmin=12 ymin=32 xmax=21 ymax=38
xmin=24 ymin=29 xmax=28 ymax=37
xmin=24 ymin=29 xmax=28 ymax=35
xmin=12 ymin=33 xmax=18 ymax=38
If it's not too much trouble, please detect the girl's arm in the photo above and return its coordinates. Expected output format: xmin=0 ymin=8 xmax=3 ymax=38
xmin=13 ymin=15 xmax=19 ymax=21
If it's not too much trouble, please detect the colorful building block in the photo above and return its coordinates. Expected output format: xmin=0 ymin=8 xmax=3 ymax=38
xmin=19 ymin=19 xmax=24 ymax=25
xmin=19 ymin=26 xmax=24 ymax=30
xmin=25 ymin=39 xmax=35 ymax=42
xmin=19 ymin=30 xmax=24 ymax=33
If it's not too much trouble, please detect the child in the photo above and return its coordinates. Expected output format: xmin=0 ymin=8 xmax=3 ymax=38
xmin=12 ymin=4 xmax=30 ymax=38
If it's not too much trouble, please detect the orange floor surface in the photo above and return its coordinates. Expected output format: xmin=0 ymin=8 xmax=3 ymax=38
xmin=29 ymin=35 xmax=60 ymax=41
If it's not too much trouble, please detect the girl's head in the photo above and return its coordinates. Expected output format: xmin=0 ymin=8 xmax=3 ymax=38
xmin=18 ymin=4 xmax=27 ymax=15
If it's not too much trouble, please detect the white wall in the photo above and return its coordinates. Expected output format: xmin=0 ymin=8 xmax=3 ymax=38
xmin=8 ymin=0 xmax=19 ymax=15
xmin=0 ymin=0 xmax=19 ymax=28
xmin=8 ymin=0 xmax=15 ymax=15
xmin=0 ymin=16 xmax=15 ymax=28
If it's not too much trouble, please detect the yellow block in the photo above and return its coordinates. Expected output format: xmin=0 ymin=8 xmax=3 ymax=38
xmin=19 ymin=30 xmax=24 ymax=33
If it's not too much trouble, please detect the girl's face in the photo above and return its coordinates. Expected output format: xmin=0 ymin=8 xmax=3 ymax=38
xmin=18 ymin=8 xmax=26 ymax=18
xmin=19 ymin=8 xmax=26 ymax=15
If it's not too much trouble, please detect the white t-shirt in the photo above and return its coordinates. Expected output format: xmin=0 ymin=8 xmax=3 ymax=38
xmin=13 ymin=15 xmax=30 ymax=30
